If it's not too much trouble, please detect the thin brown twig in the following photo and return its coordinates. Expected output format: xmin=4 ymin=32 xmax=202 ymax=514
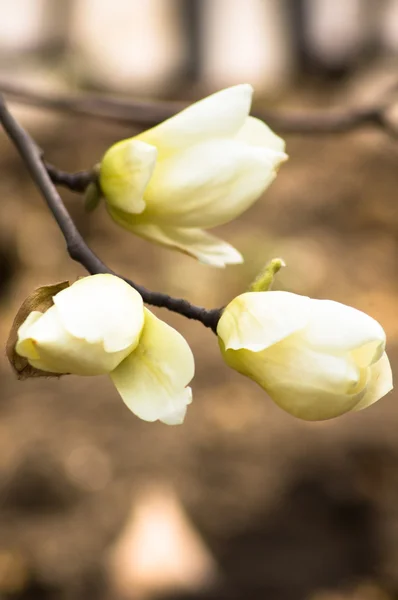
xmin=44 ymin=161 xmax=97 ymax=193
xmin=4 ymin=80 xmax=398 ymax=196
xmin=0 ymin=94 xmax=221 ymax=332
xmin=0 ymin=81 xmax=184 ymax=127
xmin=2 ymin=79 xmax=398 ymax=134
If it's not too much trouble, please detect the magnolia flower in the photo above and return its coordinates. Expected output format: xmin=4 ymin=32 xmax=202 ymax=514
xmin=13 ymin=274 xmax=194 ymax=425
xmin=99 ymin=84 xmax=287 ymax=267
xmin=217 ymin=291 xmax=393 ymax=420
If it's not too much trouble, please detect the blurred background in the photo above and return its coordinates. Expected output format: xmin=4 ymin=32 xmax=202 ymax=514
xmin=1 ymin=1 xmax=398 ymax=599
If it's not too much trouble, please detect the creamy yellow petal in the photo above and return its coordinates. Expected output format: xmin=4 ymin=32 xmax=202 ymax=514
xmin=235 ymin=116 xmax=286 ymax=152
xmin=352 ymin=353 xmax=393 ymax=412
xmin=54 ymin=274 xmax=144 ymax=353
xmin=160 ymin=388 xmax=193 ymax=425
xmin=15 ymin=311 xmax=43 ymax=360
xmin=100 ymin=138 xmax=157 ymax=214
xmin=255 ymin=335 xmax=364 ymax=395
xmin=108 ymin=209 xmax=243 ymax=267
xmin=16 ymin=305 xmax=134 ymax=375
xmin=221 ymin=336 xmax=367 ymax=421
xmin=110 ymin=309 xmax=195 ymax=424
xmin=136 ymin=84 xmax=253 ymax=158
xmin=217 ymin=291 xmax=312 ymax=352
xmin=143 ymin=139 xmax=286 ymax=228
xmin=266 ymin=381 xmax=365 ymax=421
xmin=302 ymin=299 xmax=386 ymax=367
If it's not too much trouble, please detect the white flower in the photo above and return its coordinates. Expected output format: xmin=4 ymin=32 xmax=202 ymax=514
xmin=99 ymin=84 xmax=287 ymax=267
xmin=217 ymin=291 xmax=393 ymax=420
xmin=15 ymin=274 xmax=194 ymax=425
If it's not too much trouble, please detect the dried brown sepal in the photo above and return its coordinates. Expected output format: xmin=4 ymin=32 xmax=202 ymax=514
xmin=6 ymin=281 xmax=70 ymax=380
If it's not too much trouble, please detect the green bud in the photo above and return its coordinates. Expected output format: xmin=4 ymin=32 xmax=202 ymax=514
xmin=249 ymin=257 xmax=286 ymax=292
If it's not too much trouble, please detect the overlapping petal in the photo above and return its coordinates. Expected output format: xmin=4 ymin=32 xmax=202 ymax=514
xmin=217 ymin=291 xmax=312 ymax=352
xmin=302 ymin=299 xmax=386 ymax=367
xmin=137 ymin=84 xmax=253 ymax=158
xmin=235 ymin=116 xmax=286 ymax=152
xmin=15 ymin=311 xmax=43 ymax=361
xmin=54 ymin=274 xmax=144 ymax=353
xmin=100 ymin=139 xmax=157 ymax=214
xmin=16 ymin=304 xmax=133 ymax=375
xmin=221 ymin=332 xmax=367 ymax=420
xmin=107 ymin=208 xmax=243 ymax=267
xmin=265 ymin=379 xmax=366 ymax=421
xmin=143 ymin=139 xmax=286 ymax=228
xmin=352 ymin=353 xmax=393 ymax=412
xmin=110 ymin=309 xmax=195 ymax=424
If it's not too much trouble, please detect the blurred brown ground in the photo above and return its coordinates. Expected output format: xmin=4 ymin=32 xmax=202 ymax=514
xmin=1 ymin=80 xmax=398 ymax=600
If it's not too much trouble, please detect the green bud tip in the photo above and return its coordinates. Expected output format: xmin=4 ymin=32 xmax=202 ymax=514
xmin=249 ymin=257 xmax=286 ymax=292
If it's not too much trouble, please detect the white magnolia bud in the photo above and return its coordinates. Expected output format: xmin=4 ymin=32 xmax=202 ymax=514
xmin=217 ymin=291 xmax=392 ymax=420
xmin=15 ymin=274 xmax=144 ymax=376
xmin=13 ymin=274 xmax=194 ymax=425
xmin=99 ymin=84 xmax=287 ymax=267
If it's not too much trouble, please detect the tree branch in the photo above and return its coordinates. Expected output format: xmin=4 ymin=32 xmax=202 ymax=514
xmin=5 ymin=81 xmax=398 ymax=197
xmin=0 ymin=81 xmax=184 ymax=127
xmin=1 ymin=80 xmax=398 ymax=134
xmin=0 ymin=95 xmax=221 ymax=333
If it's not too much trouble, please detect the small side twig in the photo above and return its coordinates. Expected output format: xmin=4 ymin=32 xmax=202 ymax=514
xmin=44 ymin=162 xmax=97 ymax=193
xmin=0 ymin=95 xmax=221 ymax=333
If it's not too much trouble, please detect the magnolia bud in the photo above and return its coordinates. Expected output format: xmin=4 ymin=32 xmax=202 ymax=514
xmin=8 ymin=274 xmax=194 ymax=425
xmin=217 ymin=291 xmax=393 ymax=421
xmin=99 ymin=84 xmax=288 ymax=267
xmin=14 ymin=275 xmax=144 ymax=377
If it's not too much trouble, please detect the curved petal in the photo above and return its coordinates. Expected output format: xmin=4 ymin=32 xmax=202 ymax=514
xmin=235 ymin=116 xmax=286 ymax=152
xmin=266 ymin=380 xmax=365 ymax=421
xmin=54 ymin=274 xmax=144 ymax=353
xmin=352 ymin=353 xmax=393 ymax=412
xmin=15 ymin=311 xmax=43 ymax=360
xmin=110 ymin=309 xmax=195 ymax=424
xmin=100 ymin=139 xmax=157 ymax=214
xmin=302 ymin=299 xmax=386 ymax=367
xmin=144 ymin=139 xmax=287 ymax=228
xmin=221 ymin=337 xmax=367 ymax=421
xmin=158 ymin=388 xmax=193 ymax=426
xmin=16 ymin=305 xmax=131 ymax=375
xmin=137 ymin=84 xmax=253 ymax=157
xmin=108 ymin=209 xmax=243 ymax=267
xmin=217 ymin=291 xmax=312 ymax=352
